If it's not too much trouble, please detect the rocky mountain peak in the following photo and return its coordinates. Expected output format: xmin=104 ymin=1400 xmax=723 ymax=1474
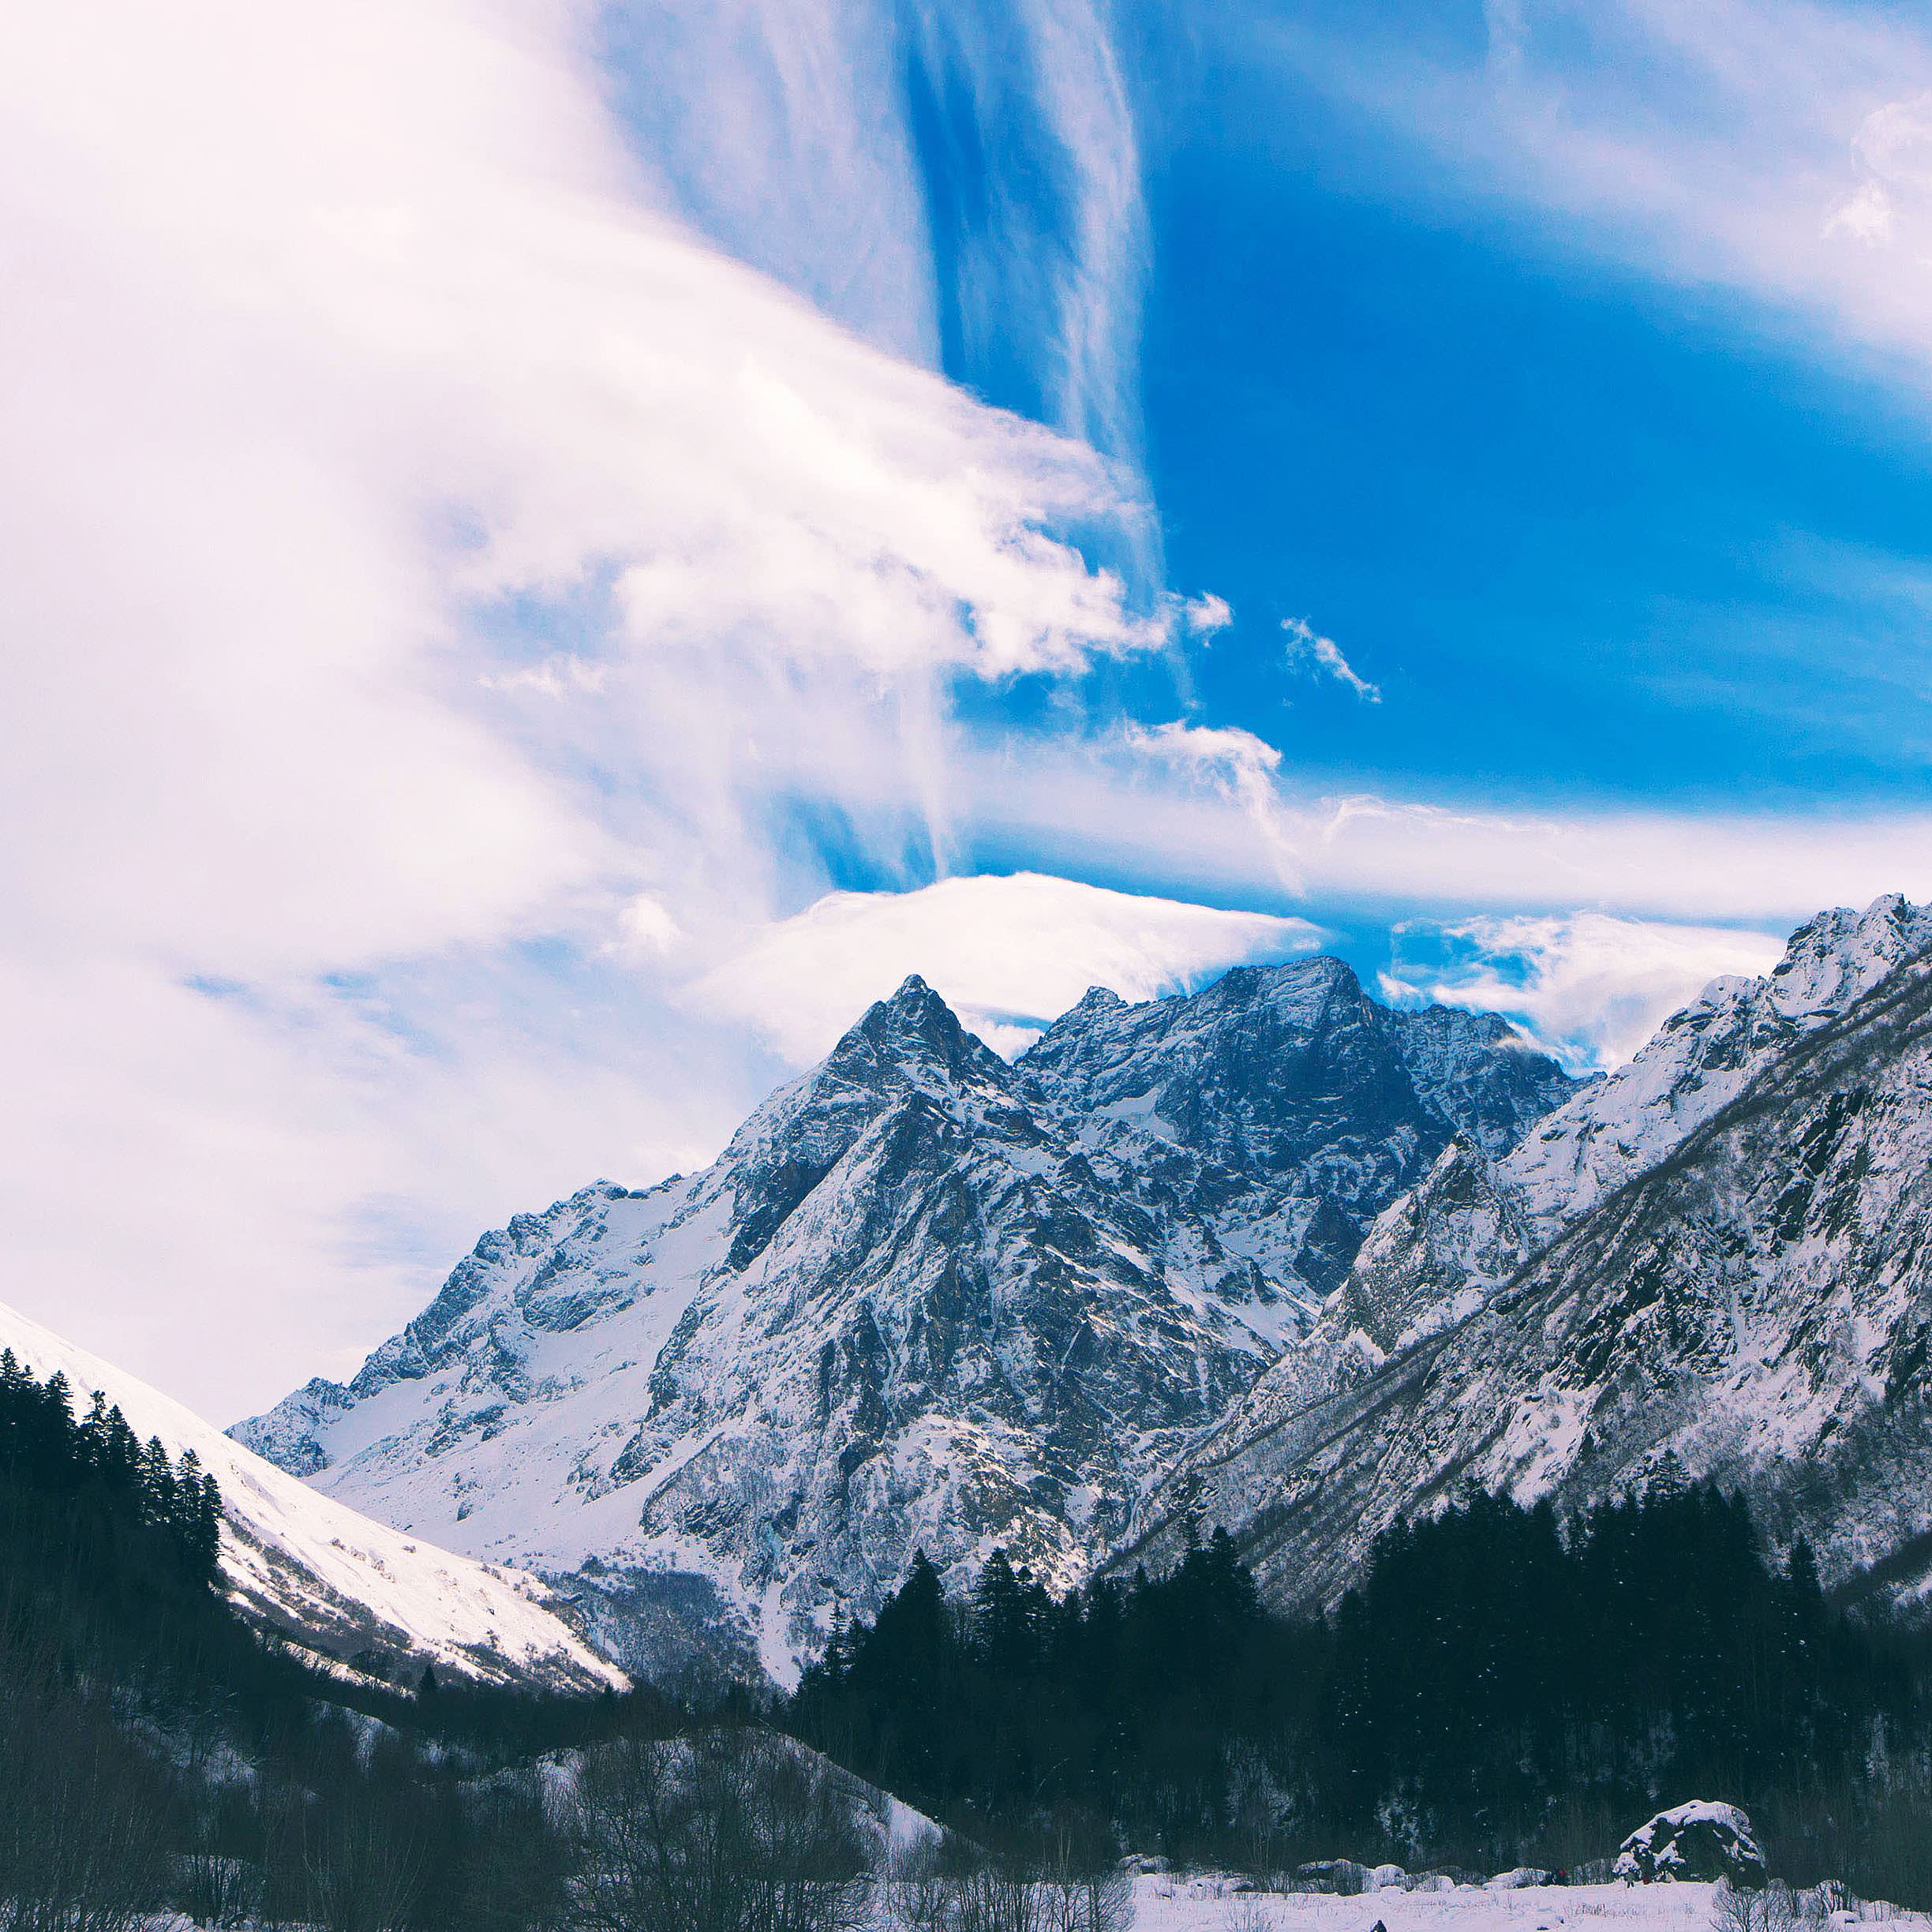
xmin=713 ymin=977 xmax=1027 ymax=1261
xmin=842 ymin=973 xmax=980 ymax=1065
xmin=1069 ymin=985 xmax=1125 ymax=1015
xmin=1016 ymin=953 xmax=1574 ymax=1296
xmin=1132 ymin=897 xmax=1932 ymax=1620
xmin=1768 ymin=892 xmax=1932 ymax=1017
xmin=1494 ymin=893 xmax=1932 ymax=1241
xmin=232 ymin=945 xmax=1582 ymax=1685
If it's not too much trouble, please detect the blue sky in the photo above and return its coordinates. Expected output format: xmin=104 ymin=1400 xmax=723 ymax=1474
xmin=1136 ymin=40 xmax=1932 ymax=814
xmin=7 ymin=0 xmax=1932 ymax=1412
xmin=604 ymin=0 xmax=1932 ymax=1046
xmin=861 ymin=2 xmax=1932 ymax=814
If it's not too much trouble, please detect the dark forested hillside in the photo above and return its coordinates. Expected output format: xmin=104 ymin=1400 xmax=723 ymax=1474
xmin=0 ymin=1347 xmax=226 ymax=1669
xmin=0 ymin=1350 xmax=691 ymax=1932
xmin=9 ymin=1338 xmax=1932 ymax=1924
xmin=785 ymin=1486 xmax=1931 ymax=1896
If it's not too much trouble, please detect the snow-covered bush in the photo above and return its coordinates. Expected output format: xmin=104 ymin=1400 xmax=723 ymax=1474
xmin=1715 ymin=1880 xmax=1795 ymax=1932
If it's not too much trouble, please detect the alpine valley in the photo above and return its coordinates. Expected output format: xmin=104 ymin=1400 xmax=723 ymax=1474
xmin=233 ymin=895 xmax=1932 ymax=1689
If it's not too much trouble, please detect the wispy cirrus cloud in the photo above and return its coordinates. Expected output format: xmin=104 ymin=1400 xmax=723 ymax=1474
xmin=0 ymin=0 xmax=1177 ymax=1413
xmin=1380 ymin=911 xmax=1786 ymax=1072
xmin=1283 ymin=616 xmax=1380 ymax=702
xmin=607 ymin=0 xmax=1155 ymax=507
xmin=10 ymin=0 xmax=1932 ymax=1431
xmin=964 ymin=729 xmax=1932 ymax=932
xmin=1241 ymin=0 xmax=1932 ymax=397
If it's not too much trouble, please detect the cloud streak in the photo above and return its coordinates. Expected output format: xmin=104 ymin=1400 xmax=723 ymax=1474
xmin=1381 ymin=911 xmax=1786 ymax=1071
xmin=1283 ymin=616 xmax=1380 ymax=702
xmin=691 ymin=872 xmax=1321 ymax=1061
xmin=965 ymin=731 xmax=1932 ymax=928
xmin=1242 ymin=0 xmax=1932 ymax=402
xmin=6 ymin=0 xmax=1929 ymax=1428
xmin=0 ymin=0 xmax=1174 ymax=1413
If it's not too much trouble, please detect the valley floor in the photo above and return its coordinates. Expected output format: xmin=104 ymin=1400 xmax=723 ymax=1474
xmin=1131 ymin=1881 xmax=1926 ymax=1932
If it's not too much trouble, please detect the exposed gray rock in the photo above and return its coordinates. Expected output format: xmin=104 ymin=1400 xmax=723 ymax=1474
xmin=1615 ymin=1802 xmax=1765 ymax=1885
xmin=1126 ymin=899 xmax=1932 ymax=1618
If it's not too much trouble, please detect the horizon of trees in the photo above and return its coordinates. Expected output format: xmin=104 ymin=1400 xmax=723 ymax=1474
xmin=4 ymin=1341 xmax=1932 ymax=1925
xmin=784 ymin=1487 xmax=1931 ymax=1900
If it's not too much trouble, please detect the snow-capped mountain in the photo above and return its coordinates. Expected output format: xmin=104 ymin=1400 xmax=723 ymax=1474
xmin=234 ymin=960 xmax=1574 ymax=1683
xmin=0 ymin=1295 xmax=623 ymax=1693
xmin=1019 ymin=957 xmax=1577 ymax=1294
xmin=1127 ymin=895 xmax=1932 ymax=1615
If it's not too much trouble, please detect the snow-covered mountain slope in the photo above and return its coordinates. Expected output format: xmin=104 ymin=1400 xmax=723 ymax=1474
xmin=0 ymin=1296 xmax=623 ymax=1692
xmin=1500 ymin=894 xmax=1932 ymax=1235
xmin=1211 ymin=895 xmax=1932 ymax=1440
xmin=234 ymin=965 xmax=1575 ymax=1683
xmin=1127 ymin=897 xmax=1932 ymax=1615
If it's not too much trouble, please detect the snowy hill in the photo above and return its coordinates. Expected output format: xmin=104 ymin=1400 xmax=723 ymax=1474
xmin=1128 ymin=895 xmax=1932 ymax=1614
xmin=234 ymin=961 xmax=1574 ymax=1683
xmin=0 ymin=1296 xmax=623 ymax=1692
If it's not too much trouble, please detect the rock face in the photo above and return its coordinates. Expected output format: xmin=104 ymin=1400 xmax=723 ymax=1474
xmin=1018 ymin=958 xmax=1576 ymax=1297
xmin=234 ymin=960 xmax=1574 ymax=1682
xmin=1615 ymin=1802 xmax=1765 ymax=1885
xmin=1126 ymin=897 xmax=1932 ymax=1619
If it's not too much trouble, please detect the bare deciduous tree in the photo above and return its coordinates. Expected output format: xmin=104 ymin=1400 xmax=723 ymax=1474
xmin=0 ymin=1646 xmax=171 ymax=1932
xmin=567 ymin=1728 xmax=869 ymax=1932
xmin=1715 ymin=1880 xmax=1795 ymax=1932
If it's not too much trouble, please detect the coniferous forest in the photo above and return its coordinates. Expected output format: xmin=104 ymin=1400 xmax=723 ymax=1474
xmin=8 ymin=1340 xmax=1932 ymax=1926
xmin=0 ymin=1351 xmax=700 ymax=1932
xmin=784 ymin=1494 xmax=1932 ymax=1903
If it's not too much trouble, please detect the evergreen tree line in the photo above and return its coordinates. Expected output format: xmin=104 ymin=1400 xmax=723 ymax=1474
xmin=0 ymin=1350 xmax=1075 ymax=1932
xmin=7 ymin=1336 xmax=1931 ymax=1927
xmin=0 ymin=1349 xmax=222 ymax=1591
xmin=0 ymin=1349 xmax=691 ymax=1932
xmin=784 ymin=1488 xmax=1932 ymax=1895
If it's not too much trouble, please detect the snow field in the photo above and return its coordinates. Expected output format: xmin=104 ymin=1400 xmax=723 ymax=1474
xmin=1128 ymin=1881 xmax=1926 ymax=1932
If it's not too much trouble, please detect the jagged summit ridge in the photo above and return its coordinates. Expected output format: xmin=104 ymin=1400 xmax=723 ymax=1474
xmin=234 ymin=954 xmax=1576 ymax=1681
xmin=1017 ymin=952 xmax=1575 ymax=1294
xmin=1129 ymin=894 xmax=1932 ymax=1616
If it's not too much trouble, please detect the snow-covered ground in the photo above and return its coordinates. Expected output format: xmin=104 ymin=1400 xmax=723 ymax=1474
xmin=1129 ymin=1879 xmax=1926 ymax=1932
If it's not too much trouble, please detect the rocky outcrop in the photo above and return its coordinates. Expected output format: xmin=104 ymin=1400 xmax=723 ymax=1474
xmin=1616 ymin=1803 xmax=1765 ymax=1885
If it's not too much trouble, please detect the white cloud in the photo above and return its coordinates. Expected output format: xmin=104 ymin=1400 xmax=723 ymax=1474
xmin=1124 ymin=720 xmax=1301 ymax=886
xmin=1825 ymin=179 xmax=1896 ymax=245
xmin=0 ymin=0 xmax=1176 ymax=1415
xmin=616 ymin=0 xmax=1155 ymax=494
xmin=1855 ymin=91 xmax=1932 ymax=196
xmin=614 ymin=897 xmax=683 ymax=957
xmin=898 ymin=0 xmax=1151 ymax=481
xmin=1381 ymin=912 xmax=1787 ymax=1072
xmin=601 ymin=0 xmax=940 ymax=368
xmin=1125 ymin=721 xmax=1282 ymax=788
xmin=1283 ymin=616 xmax=1380 ymax=702
xmin=689 ymin=872 xmax=1322 ymax=1063
xmin=1181 ymin=592 xmax=1234 ymax=638
xmin=963 ymin=731 xmax=1932 ymax=929
xmin=8 ymin=0 xmax=1931 ymax=1430
xmin=1244 ymin=2 xmax=1932 ymax=399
